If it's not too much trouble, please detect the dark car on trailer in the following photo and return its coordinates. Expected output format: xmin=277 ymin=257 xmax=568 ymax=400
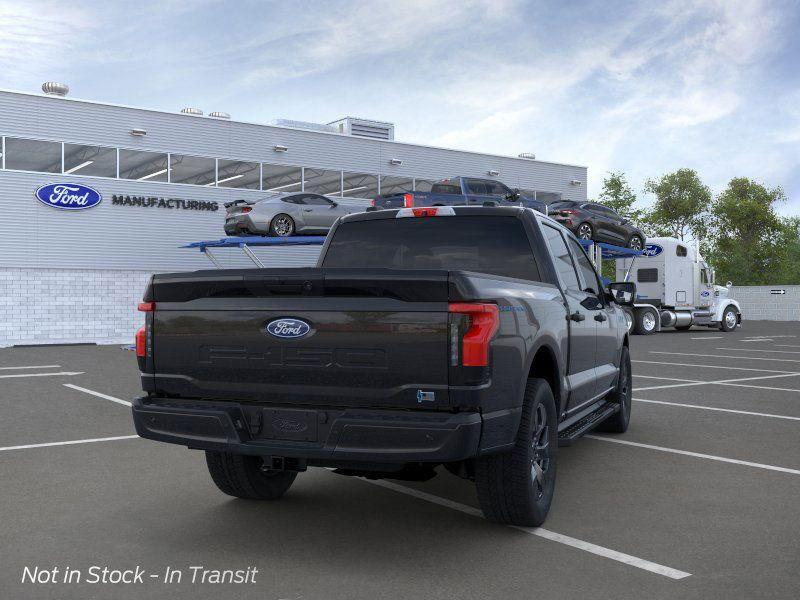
xmin=549 ymin=200 xmax=646 ymax=250
xmin=132 ymin=206 xmax=635 ymax=527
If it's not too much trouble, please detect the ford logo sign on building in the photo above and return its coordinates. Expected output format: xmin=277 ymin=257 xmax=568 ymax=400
xmin=642 ymin=244 xmax=663 ymax=257
xmin=35 ymin=183 xmax=102 ymax=210
xmin=265 ymin=318 xmax=311 ymax=339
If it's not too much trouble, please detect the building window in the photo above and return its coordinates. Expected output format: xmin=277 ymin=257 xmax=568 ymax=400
xmin=4 ymin=137 xmax=61 ymax=173
xmin=262 ymin=163 xmax=302 ymax=193
xmin=217 ymin=159 xmax=260 ymax=189
xmin=170 ymin=154 xmax=216 ymax=186
xmin=414 ymin=178 xmax=436 ymax=192
xmin=119 ymin=149 xmax=169 ymax=182
xmin=63 ymin=144 xmax=117 ymax=177
xmin=379 ymin=175 xmax=413 ymax=195
xmin=341 ymin=172 xmax=378 ymax=199
xmin=304 ymin=168 xmax=342 ymax=196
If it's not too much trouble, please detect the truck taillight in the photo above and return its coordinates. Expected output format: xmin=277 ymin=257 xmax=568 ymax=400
xmin=448 ymin=303 xmax=500 ymax=367
xmin=136 ymin=301 xmax=154 ymax=369
xmin=241 ymin=207 xmax=252 ymax=213
xmin=370 ymin=198 xmax=376 ymax=207
xmin=403 ymin=193 xmax=413 ymax=208
xmin=135 ymin=327 xmax=147 ymax=357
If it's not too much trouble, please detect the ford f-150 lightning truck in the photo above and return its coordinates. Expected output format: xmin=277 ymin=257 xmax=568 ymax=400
xmin=372 ymin=177 xmax=547 ymax=214
xmin=132 ymin=206 xmax=634 ymax=526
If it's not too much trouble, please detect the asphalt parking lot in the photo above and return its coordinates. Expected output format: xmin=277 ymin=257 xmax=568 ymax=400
xmin=2 ymin=321 xmax=799 ymax=600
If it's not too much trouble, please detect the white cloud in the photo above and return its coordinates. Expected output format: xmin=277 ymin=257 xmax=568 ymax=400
xmin=0 ymin=1 xmax=90 ymax=82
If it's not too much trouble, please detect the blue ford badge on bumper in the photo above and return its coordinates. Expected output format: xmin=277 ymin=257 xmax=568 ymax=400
xmin=35 ymin=183 xmax=102 ymax=210
xmin=266 ymin=318 xmax=311 ymax=339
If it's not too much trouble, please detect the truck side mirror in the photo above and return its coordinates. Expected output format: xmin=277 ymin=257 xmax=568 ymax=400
xmin=607 ymin=282 xmax=635 ymax=306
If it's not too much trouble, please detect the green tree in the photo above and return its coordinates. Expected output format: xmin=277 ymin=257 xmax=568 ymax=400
xmin=642 ymin=168 xmax=711 ymax=241
xmin=706 ymin=178 xmax=787 ymax=285
xmin=598 ymin=171 xmax=643 ymax=224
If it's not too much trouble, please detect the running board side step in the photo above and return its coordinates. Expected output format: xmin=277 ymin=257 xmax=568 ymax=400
xmin=557 ymin=402 xmax=619 ymax=447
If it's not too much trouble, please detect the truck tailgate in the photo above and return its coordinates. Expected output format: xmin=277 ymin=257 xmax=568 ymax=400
xmin=147 ymin=269 xmax=451 ymax=409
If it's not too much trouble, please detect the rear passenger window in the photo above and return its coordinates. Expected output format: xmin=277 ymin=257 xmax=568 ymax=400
xmin=542 ymin=225 xmax=580 ymax=291
xmin=637 ymin=268 xmax=658 ymax=282
xmin=676 ymin=245 xmax=688 ymax=257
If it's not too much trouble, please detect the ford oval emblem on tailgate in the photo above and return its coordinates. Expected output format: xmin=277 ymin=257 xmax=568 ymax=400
xmin=265 ymin=318 xmax=311 ymax=339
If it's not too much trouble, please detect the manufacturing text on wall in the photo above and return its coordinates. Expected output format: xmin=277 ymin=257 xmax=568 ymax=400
xmin=111 ymin=195 xmax=219 ymax=211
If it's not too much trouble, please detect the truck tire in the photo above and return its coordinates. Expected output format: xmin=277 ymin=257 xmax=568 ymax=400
xmin=719 ymin=306 xmax=739 ymax=332
xmin=622 ymin=307 xmax=634 ymax=333
xmin=596 ymin=346 xmax=632 ymax=433
xmin=475 ymin=378 xmax=557 ymax=527
xmin=205 ymin=452 xmax=297 ymax=500
xmin=633 ymin=307 xmax=657 ymax=335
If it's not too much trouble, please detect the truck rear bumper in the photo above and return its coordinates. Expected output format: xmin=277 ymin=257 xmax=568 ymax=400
xmin=132 ymin=396 xmax=482 ymax=463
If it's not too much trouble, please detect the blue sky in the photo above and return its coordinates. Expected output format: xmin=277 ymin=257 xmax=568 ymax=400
xmin=2 ymin=0 xmax=799 ymax=213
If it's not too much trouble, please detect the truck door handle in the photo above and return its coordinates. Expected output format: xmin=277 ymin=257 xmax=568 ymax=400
xmin=594 ymin=313 xmax=607 ymax=322
xmin=569 ymin=311 xmax=585 ymax=322
xmin=303 ymin=209 xmax=313 ymax=212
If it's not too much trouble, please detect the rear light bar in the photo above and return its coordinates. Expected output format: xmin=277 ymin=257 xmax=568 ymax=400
xmin=396 ymin=206 xmax=456 ymax=218
xmin=403 ymin=193 xmax=413 ymax=208
xmin=557 ymin=209 xmax=578 ymax=215
xmin=449 ymin=303 xmax=500 ymax=367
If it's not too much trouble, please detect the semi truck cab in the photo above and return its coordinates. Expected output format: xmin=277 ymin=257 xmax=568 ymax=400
xmin=615 ymin=237 xmax=741 ymax=334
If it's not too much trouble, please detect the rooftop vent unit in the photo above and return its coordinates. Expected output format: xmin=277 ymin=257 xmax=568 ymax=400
xmin=328 ymin=117 xmax=394 ymax=141
xmin=209 ymin=111 xmax=230 ymax=119
xmin=180 ymin=107 xmax=203 ymax=116
xmin=42 ymin=82 xmax=69 ymax=96
xmin=518 ymin=152 xmax=536 ymax=160
xmin=269 ymin=119 xmax=337 ymax=134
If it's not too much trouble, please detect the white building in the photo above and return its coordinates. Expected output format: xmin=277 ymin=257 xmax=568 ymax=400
xmin=0 ymin=85 xmax=588 ymax=346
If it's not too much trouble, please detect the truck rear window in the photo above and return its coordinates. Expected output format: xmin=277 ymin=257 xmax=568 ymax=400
xmin=322 ymin=216 xmax=540 ymax=281
xmin=430 ymin=183 xmax=461 ymax=194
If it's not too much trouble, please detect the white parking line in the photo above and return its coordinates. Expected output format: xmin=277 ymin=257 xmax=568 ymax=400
xmin=63 ymin=384 xmax=132 ymax=407
xmin=740 ymin=339 xmax=773 ymax=343
xmin=650 ymin=351 xmax=800 ymax=364
xmin=0 ymin=371 xmax=84 ymax=379
xmin=776 ymin=345 xmax=800 ymax=349
xmin=715 ymin=348 xmax=800 ymax=354
xmin=0 ymin=435 xmax=139 ymax=453
xmin=633 ymin=372 xmax=800 ymax=391
xmin=586 ymin=436 xmax=800 ymax=476
xmin=359 ymin=478 xmax=691 ymax=579
xmin=634 ymin=398 xmax=800 ymax=422
xmin=0 ymin=365 xmax=61 ymax=370
xmin=633 ymin=375 xmax=701 ymax=382
xmin=690 ymin=336 xmax=723 ymax=340
xmin=633 ymin=360 xmax=797 ymax=374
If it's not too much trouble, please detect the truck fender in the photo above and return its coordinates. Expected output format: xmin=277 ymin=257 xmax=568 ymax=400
xmin=522 ymin=336 xmax=566 ymax=417
xmin=713 ymin=299 xmax=741 ymax=322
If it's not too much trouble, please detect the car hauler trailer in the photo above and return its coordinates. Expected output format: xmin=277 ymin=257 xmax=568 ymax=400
xmin=611 ymin=237 xmax=742 ymax=335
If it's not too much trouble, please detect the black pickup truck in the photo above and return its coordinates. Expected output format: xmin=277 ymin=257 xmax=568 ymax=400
xmin=132 ymin=206 xmax=634 ymax=526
